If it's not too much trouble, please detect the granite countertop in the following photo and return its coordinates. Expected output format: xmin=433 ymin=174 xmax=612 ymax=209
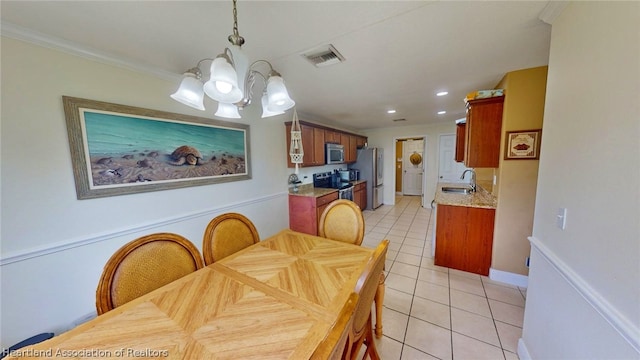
xmin=288 ymin=179 xmax=366 ymax=197
xmin=434 ymin=182 xmax=497 ymax=209
xmin=288 ymin=183 xmax=337 ymax=197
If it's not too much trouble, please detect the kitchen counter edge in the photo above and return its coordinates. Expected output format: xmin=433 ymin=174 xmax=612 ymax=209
xmin=288 ymin=180 xmax=367 ymax=197
xmin=434 ymin=182 xmax=497 ymax=209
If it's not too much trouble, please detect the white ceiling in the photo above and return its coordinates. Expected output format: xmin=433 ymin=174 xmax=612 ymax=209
xmin=1 ymin=1 xmax=552 ymax=131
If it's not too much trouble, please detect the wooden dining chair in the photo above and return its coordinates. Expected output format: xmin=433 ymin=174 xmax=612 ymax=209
xmin=95 ymin=233 xmax=204 ymax=315
xmin=343 ymin=239 xmax=389 ymax=360
xmin=202 ymin=212 xmax=260 ymax=265
xmin=310 ymin=292 xmax=359 ymax=360
xmin=318 ymin=199 xmax=386 ymax=338
xmin=318 ymin=199 xmax=365 ymax=246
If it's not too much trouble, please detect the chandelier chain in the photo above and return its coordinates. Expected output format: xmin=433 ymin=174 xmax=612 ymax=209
xmin=228 ymin=0 xmax=245 ymax=46
xmin=232 ymin=0 xmax=239 ymax=37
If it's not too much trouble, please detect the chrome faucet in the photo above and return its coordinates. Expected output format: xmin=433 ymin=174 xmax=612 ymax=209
xmin=460 ymin=169 xmax=477 ymax=192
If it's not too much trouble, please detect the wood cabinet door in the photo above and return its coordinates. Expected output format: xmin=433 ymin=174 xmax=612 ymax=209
xmin=285 ymin=124 xmax=322 ymax=167
xmin=289 ymin=195 xmax=316 ymax=234
xmin=434 ymin=205 xmax=468 ymax=271
xmin=312 ymin=127 xmax=325 ymax=165
xmin=347 ymin=135 xmax=357 ymax=163
xmin=325 ymin=130 xmax=339 ymax=144
xmin=354 ymin=182 xmax=367 ymax=210
xmin=434 ymin=204 xmax=495 ymax=275
xmin=356 ymin=136 xmax=367 ymax=149
xmin=464 ymin=96 xmax=504 ymax=168
xmin=455 ymin=123 xmax=466 ymax=163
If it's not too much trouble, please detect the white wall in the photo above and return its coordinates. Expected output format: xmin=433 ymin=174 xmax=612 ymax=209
xmin=0 ymin=37 xmax=291 ymax=347
xmin=365 ymin=122 xmax=456 ymax=208
xmin=521 ymin=2 xmax=640 ymax=358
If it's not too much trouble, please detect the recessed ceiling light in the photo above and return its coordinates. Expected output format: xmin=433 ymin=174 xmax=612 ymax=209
xmin=436 ymin=91 xmax=449 ymax=96
xmin=387 ymin=110 xmax=397 ymax=114
xmin=438 ymin=111 xmax=446 ymax=115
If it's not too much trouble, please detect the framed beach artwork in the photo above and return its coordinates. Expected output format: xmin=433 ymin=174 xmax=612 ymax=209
xmin=504 ymin=129 xmax=542 ymax=160
xmin=63 ymin=96 xmax=250 ymax=199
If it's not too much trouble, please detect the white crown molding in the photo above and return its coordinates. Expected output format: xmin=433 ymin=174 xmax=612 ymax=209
xmin=1 ymin=21 xmax=180 ymax=82
xmin=538 ymin=1 xmax=569 ymax=25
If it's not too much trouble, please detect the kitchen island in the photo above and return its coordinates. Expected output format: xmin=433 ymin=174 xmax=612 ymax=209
xmin=433 ymin=183 xmax=497 ymax=275
xmin=288 ymin=181 xmax=367 ymax=236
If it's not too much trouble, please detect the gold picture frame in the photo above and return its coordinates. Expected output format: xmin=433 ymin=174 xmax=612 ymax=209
xmin=504 ymin=129 xmax=541 ymax=160
xmin=63 ymin=96 xmax=251 ymax=199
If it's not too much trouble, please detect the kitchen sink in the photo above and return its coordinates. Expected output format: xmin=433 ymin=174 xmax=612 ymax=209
xmin=441 ymin=186 xmax=473 ymax=194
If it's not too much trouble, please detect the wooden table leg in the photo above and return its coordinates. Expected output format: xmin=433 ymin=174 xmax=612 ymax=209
xmin=374 ymin=272 xmax=385 ymax=338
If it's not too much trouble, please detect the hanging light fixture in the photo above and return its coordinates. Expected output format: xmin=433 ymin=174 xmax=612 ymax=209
xmin=171 ymin=0 xmax=295 ymax=118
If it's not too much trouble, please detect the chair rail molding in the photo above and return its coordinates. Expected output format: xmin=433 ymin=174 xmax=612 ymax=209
xmin=1 ymin=192 xmax=287 ymax=266
xmin=528 ymin=236 xmax=640 ymax=353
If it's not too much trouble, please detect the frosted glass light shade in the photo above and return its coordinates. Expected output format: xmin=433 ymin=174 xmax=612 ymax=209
xmin=228 ymin=45 xmax=249 ymax=96
xmin=266 ymin=75 xmax=295 ymax=112
xmin=214 ymin=102 xmax=241 ymax=119
xmin=261 ymin=93 xmax=285 ymax=118
xmin=203 ymin=57 xmax=243 ymax=103
xmin=170 ymin=74 xmax=205 ymax=110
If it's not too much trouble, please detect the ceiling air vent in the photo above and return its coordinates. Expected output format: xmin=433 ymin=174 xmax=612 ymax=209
xmin=301 ymin=44 xmax=345 ymax=68
xmin=393 ymin=118 xmax=407 ymax=122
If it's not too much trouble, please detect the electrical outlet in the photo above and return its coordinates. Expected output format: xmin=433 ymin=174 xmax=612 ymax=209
xmin=557 ymin=208 xmax=568 ymax=230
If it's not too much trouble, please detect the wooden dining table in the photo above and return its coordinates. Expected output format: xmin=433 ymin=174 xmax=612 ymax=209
xmin=6 ymin=229 xmax=375 ymax=359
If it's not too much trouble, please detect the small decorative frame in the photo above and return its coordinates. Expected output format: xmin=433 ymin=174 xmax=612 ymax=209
xmin=504 ymin=129 xmax=542 ymax=160
xmin=63 ymin=96 xmax=251 ymax=199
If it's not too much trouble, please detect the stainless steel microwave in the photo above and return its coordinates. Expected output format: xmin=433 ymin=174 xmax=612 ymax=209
xmin=325 ymin=143 xmax=344 ymax=164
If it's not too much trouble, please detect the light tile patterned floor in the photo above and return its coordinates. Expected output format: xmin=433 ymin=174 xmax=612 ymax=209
xmin=360 ymin=195 xmax=526 ymax=360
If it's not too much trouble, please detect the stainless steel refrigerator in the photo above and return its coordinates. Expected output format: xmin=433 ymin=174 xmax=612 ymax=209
xmin=351 ymin=147 xmax=383 ymax=210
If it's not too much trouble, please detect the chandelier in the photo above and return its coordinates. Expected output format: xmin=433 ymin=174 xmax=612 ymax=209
xmin=170 ymin=0 xmax=295 ymax=118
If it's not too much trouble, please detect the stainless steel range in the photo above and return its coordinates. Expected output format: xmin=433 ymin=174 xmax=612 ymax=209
xmin=313 ymin=172 xmax=354 ymax=201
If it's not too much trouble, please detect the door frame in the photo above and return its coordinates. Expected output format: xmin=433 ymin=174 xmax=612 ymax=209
xmin=393 ymin=135 xmax=427 ymax=207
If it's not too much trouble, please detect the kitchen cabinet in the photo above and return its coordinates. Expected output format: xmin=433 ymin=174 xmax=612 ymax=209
xmin=353 ymin=181 xmax=367 ymax=210
xmin=285 ymin=123 xmax=325 ymax=167
xmin=464 ymin=96 xmax=504 ymax=168
xmin=340 ymin=134 xmax=358 ymax=163
xmin=325 ymin=130 xmax=340 ymax=144
xmin=285 ymin=121 xmax=367 ymax=168
xmin=434 ymin=204 xmax=495 ymax=275
xmin=455 ymin=122 xmax=466 ymax=163
xmin=289 ymin=192 xmax=339 ymax=236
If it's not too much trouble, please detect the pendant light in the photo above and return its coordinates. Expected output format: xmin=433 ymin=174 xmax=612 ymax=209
xmin=171 ymin=0 xmax=295 ymax=119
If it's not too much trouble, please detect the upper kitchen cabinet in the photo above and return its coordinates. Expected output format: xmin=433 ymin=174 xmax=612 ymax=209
xmin=325 ymin=130 xmax=341 ymax=144
xmin=464 ymin=96 xmax=504 ymax=168
xmin=341 ymin=134 xmax=358 ymax=163
xmin=285 ymin=121 xmax=367 ymax=167
xmin=455 ymin=122 xmax=466 ymax=163
xmin=285 ymin=123 xmax=325 ymax=167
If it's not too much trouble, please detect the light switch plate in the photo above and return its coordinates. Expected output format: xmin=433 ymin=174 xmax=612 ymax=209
xmin=557 ymin=208 xmax=567 ymax=230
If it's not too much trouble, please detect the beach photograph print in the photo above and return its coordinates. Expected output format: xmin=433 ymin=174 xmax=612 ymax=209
xmin=63 ymin=96 xmax=251 ymax=199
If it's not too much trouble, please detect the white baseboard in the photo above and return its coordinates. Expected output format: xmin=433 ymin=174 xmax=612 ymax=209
xmin=489 ymin=268 xmax=529 ymax=288
xmin=517 ymin=338 xmax=532 ymax=360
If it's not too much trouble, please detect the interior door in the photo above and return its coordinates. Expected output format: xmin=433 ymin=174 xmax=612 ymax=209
xmin=438 ymin=134 xmax=469 ymax=183
xmin=402 ymin=139 xmax=424 ymax=195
